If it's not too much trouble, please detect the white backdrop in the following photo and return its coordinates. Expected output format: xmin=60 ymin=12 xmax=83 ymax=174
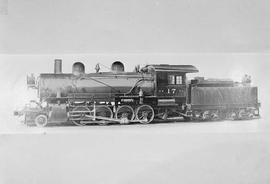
xmin=1 ymin=0 xmax=270 ymax=53
xmin=1 ymin=1 xmax=270 ymax=184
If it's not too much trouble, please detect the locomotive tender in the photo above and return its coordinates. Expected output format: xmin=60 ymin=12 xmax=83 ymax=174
xmin=14 ymin=59 xmax=260 ymax=127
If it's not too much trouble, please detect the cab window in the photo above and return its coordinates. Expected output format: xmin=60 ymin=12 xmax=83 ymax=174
xmin=176 ymin=76 xmax=182 ymax=84
xmin=168 ymin=75 xmax=175 ymax=85
xmin=168 ymin=75 xmax=183 ymax=85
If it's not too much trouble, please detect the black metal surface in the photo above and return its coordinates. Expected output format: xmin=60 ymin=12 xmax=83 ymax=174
xmin=146 ymin=64 xmax=199 ymax=73
xmin=191 ymin=86 xmax=258 ymax=108
xmin=38 ymin=72 xmax=154 ymax=100
xmin=15 ymin=62 xmax=261 ymax=125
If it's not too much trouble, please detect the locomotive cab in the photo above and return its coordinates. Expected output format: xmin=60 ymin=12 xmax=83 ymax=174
xmin=156 ymin=72 xmax=186 ymax=96
xmin=143 ymin=65 xmax=199 ymax=107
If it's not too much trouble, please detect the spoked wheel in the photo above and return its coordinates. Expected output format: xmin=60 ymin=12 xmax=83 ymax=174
xmin=201 ymin=111 xmax=210 ymax=121
xmin=135 ymin=105 xmax=155 ymax=124
xmin=116 ymin=105 xmax=135 ymax=124
xmin=230 ymin=111 xmax=237 ymax=120
xmin=237 ymin=109 xmax=246 ymax=120
xmin=70 ymin=106 xmax=91 ymax=126
xmin=94 ymin=105 xmax=113 ymax=125
xmin=218 ymin=111 xmax=226 ymax=120
xmin=35 ymin=114 xmax=48 ymax=127
xmin=210 ymin=111 xmax=219 ymax=121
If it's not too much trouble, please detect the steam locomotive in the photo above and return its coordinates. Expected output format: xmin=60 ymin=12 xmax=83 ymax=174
xmin=14 ymin=60 xmax=260 ymax=127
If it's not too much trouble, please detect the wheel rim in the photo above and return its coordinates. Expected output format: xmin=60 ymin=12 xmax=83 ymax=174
xmin=230 ymin=111 xmax=237 ymax=120
xmin=210 ymin=111 xmax=219 ymax=121
xmin=202 ymin=111 xmax=210 ymax=120
xmin=70 ymin=106 xmax=90 ymax=126
xmin=94 ymin=105 xmax=113 ymax=125
xmin=35 ymin=114 xmax=48 ymax=127
xmin=116 ymin=105 xmax=135 ymax=124
xmin=238 ymin=109 xmax=245 ymax=119
xmin=135 ymin=105 xmax=154 ymax=124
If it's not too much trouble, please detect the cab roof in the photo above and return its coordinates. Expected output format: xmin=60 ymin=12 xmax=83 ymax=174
xmin=146 ymin=64 xmax=199 ymax=73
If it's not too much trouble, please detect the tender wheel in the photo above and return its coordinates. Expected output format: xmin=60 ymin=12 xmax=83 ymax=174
xmin=94 ymin=105 xmax=113 ymax=125
xmin=230 ymin=111 xmax=237 ymax=120
xmin=218 ymin=111 xmax=226 ymax=120
xmin=210 ymin=111 xmax=219 ymax=121
xmin=116 ymin=105 xmax=135 ymax=124
xmin=70 ymin=106 xmax=90 ymax=126
xmin=202 ymin=111 xmax=210 ymax=120
xmin=135 ymin=105 xmax=155 ymax=124
xmin=35 ymin=114 xmax=48 ymax=127
xmin=192 ymin=111 xmax=201 ymax=121
xmin=237 ymin=109 xmax=246 ymax=120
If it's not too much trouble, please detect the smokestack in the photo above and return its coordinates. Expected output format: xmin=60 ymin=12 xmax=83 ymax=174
xmin=54 ymin=59 xmax=62 ymax=74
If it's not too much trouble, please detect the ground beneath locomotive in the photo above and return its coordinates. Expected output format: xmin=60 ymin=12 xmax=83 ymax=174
xmin=1 ymin=116 xmax=270 ymax=184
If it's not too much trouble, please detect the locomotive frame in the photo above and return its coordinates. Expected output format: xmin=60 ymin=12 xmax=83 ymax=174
xmin=14 ymin=60 xmax=260 ymax=127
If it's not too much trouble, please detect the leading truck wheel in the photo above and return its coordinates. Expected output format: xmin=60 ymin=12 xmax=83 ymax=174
xmin=35 ymin=114 xmax=48 ymax=127
xmin=135 ymin=105 xmax=154 ymax=124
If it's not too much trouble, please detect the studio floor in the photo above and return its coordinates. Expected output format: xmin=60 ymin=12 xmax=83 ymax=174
xmin=1 ymin=118 xmax=270 ymax=184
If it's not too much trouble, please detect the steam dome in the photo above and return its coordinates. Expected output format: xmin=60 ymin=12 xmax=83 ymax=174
xmin=72 ymin=62 xmax=85 ymax=75
xmin=111 ymin=61 xmax=125 ymax=72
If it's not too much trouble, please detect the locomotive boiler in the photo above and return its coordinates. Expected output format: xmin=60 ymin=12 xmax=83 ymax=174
xmin=14 ymin=59 xmax=260 ymax=127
